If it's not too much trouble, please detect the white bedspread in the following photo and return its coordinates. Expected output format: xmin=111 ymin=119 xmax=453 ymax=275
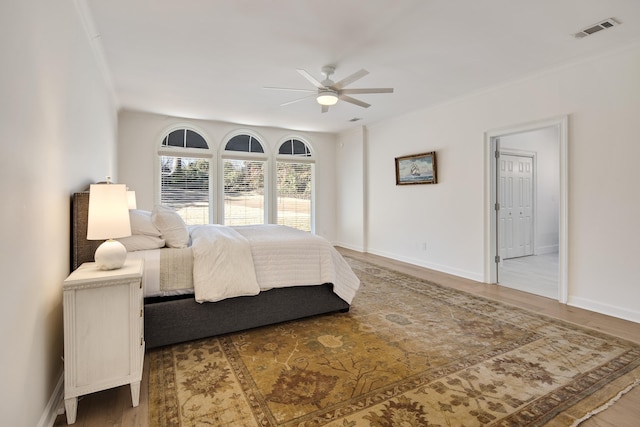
xmin=190 ymin=224 xmax=360 ymax=304
xmin=190 ymin=225 xmax=260 ymax=302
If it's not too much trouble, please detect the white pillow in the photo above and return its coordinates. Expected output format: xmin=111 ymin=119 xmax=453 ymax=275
xmin=129 ymin=210 xmax=162 ymax=237
xmin=151 ymin=205 xmax=190 ymax=248
xmin=117 ymin=235 xmax=165 ymax=252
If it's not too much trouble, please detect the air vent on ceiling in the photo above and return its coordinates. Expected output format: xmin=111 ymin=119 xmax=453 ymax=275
xmin=574 ymin=18 xmax=620 ymax=39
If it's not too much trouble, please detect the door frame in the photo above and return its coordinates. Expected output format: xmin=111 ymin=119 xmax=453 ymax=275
xmin=484 ymin=115 xmax=568 ymax=303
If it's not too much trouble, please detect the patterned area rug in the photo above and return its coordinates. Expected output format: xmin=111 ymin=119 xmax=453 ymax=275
xmin=148 ymin=256 xmax=640 ymax=426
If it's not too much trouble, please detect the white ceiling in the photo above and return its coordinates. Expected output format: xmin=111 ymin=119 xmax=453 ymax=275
xmin=84 ymin=0 xmax=640 ymax=133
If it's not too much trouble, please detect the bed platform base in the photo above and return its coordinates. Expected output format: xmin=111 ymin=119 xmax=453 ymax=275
xmin=145 ymin=284 xmax=349 ymax=348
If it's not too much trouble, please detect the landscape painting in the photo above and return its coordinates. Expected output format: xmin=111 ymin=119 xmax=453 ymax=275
xmin=395 ymin=151 xmax=437 ymax=185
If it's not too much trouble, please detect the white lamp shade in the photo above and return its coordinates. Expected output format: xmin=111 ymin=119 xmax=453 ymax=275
xmin=87 ymin=184 xmax=132 ymax=240
xmin=127 ymin=190 xmax=137 ymax=209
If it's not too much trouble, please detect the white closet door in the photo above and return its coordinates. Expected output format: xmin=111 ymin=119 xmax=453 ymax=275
xmin=499 ymin=154 xmax=533 ymax=259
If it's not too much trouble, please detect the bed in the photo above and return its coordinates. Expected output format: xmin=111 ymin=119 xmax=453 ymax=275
xmin=71 ymin=192 xmax=358 ymax=349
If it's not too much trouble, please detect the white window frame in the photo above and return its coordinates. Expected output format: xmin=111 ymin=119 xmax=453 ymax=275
xmin=274 ymin=136 xmax=316 ymax=233
xmin=219 ymin=130 xmax=269 ymax=225
xmin=155 ymin=125 xmax=215 ymax=224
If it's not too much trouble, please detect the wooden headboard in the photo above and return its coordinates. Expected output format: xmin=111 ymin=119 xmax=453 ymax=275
xmin=71 ymin=192 xmax=103 ymax=270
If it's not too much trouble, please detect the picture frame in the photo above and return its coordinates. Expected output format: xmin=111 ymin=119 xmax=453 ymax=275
xmin=395 ymin=151 xmax=437 ymax=185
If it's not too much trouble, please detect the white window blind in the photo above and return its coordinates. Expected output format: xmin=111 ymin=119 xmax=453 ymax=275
xmin=160 ymin=155 xmax=211 ymax=224
xmin=223 ymin=159 xmax=265 ymax=225
xmin=276 ymin=161 xmax=312 ymax=231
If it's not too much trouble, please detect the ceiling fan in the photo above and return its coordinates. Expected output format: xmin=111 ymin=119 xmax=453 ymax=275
xmin=265 ymin=66 xmax=394 ymax=113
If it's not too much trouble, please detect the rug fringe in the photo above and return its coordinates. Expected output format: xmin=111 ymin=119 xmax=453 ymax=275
xmin=569 ymin=378 xmax=640 ymax=426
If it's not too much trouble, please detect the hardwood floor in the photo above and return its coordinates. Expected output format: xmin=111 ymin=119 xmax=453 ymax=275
xmin=53 ymin=248 xmax=640 ymax=426
xmin=500 ymin=252 xmax=559 ymax=299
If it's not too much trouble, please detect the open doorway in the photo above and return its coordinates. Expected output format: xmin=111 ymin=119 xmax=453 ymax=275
xmin=485 ymin=116 xmax=568 ymax=302
xmin=498 ymin=133 xmax=557 ymax=299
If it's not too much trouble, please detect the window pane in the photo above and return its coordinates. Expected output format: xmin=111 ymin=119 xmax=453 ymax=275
xmin=277 ymin=162 xmax=311 ymax=231
xmin=278 ymin=140 xmax=292 ymax=155
xmin=166 ymin=129 xmax=185 ymax=147
xmin=249 ymin=136 xmax=264 ymax=153
xmin=225 ymin=134 xmax=264 ymax=153
xmin=292 ymin=139 xmax=310 ymax=156
xmin=225 ymin=135 xmax=250 ymax=152
xmin=223 ymin=159 xmax=265 ymax=225
xmin=279 ymin=139 xmax=311 ymax=156
xmin=186 ymin=130 xmax=208 ymax=149
xmin=160 ymin=155 xmax=210 ymax=225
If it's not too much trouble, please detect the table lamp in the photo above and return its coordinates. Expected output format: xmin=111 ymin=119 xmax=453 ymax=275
xmin=87 ymin=182 xmax=132 ymax=270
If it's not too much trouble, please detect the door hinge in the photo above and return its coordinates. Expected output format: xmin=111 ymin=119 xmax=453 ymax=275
xmin=495 ymin=255 xmax=501 ymax=263
xmin=494 ymin=202 xmax=500 ymax=211
xmin=494 ymin=150 xmax=500 ymax=159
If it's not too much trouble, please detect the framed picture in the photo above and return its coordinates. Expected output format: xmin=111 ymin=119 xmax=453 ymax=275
xmin=395 ymin=151 xmax=437 ymax=185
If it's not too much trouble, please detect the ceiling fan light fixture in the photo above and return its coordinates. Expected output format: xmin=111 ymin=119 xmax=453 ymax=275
xmin=317 ymin=90 xmax=338 ymax=106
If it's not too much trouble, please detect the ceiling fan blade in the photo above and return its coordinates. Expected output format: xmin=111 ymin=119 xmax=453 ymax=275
xmin=332 ymin=69 xmax=369 ymax=90
xmin=338 ymin=94 xmax=371 ymax=108
xmin=321 ymin=105 xmax=330 ymax=113
xmin=297 ymin=69 xmax=324 ymax=89
xmin=264 ymin=86 xmax=315 ymax=93
xmin=340 ymin=88 xmax=394 ymax=95
xmin=280 ymin=94 xmax=316 ymax=107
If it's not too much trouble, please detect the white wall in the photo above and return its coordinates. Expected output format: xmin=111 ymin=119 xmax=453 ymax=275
xmin=500 ymin=127 xmax=560 ymax=254
xmin=117 ymin=111 xmax=339 ymax=240
xmin=339 ymin=42 xmax=640 ymax=322
xmin=335 ymin=127 xmax=366 ymax=251
xmin=0 ymin=1 xmax=118 ymax=425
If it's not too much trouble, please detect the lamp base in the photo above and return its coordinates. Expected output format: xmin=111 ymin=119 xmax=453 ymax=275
xmin=94 ymin=239 xmax=127 ymax=270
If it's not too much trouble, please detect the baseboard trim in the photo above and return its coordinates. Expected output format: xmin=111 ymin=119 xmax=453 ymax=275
xmin=568 ymin=296 xmax=640 ymax=324
xmin=37 ymin=371 xmax=64 ymax=427
xmin=366 ymin=248 xmax=484 ymax=283
xmin=333 ymin=241 xmax=365 ymax=252
xmin=535 ymin=245 xmax=559 ymax=255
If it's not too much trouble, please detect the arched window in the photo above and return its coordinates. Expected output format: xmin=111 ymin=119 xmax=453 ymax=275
xmin=158 ymin=128 xmax=213 ymax=224
xmin=224 ymin=134 xmax=265 ymax=153
xmin=276 ymin=138 xmax=314 ymax=232
xmin=222 ymin=133 xmax=267 ymax=225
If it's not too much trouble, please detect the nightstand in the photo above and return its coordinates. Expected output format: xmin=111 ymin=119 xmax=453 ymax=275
xmin=62 ymin=258 xmax=144 ymax=424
